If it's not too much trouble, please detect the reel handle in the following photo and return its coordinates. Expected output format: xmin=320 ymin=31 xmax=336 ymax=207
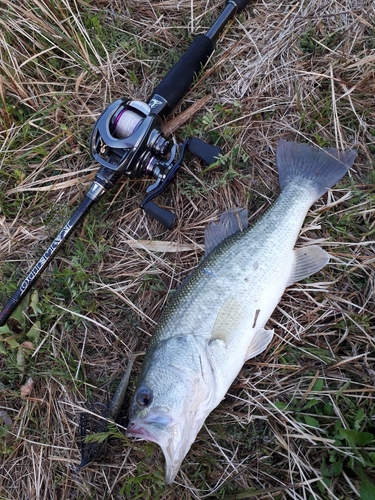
xmin=142 ymin=201 xmax=177 ymax=230
xmin=140 ymin=138 xmax=221 ymax=230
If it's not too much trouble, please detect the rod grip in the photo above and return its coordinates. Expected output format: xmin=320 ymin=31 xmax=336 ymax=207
xmin=228 ymin=0 xmax=251 ymax=13
xmin=150 ymin=34 xmax=214 ymax=117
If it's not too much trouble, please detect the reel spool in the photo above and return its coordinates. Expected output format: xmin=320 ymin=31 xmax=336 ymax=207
xmin=112 ymin=108 xmax=143 ymax=138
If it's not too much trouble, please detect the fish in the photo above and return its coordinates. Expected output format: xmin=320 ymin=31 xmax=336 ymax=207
xmin=127 ymin=140 xmax=357 ymax=484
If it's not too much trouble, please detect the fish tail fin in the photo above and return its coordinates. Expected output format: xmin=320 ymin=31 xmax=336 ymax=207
xmin=276 ymin=140 xmax=357 ymax=201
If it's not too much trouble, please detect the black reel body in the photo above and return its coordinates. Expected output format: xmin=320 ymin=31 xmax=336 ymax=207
xmin=90 ymin=98 xmax=171 ymax=178
xmin=90 ymin=98 xmax=221 ymax=229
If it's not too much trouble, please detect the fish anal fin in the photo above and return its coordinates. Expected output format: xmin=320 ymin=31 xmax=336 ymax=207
xmin=245 ymin=328 xmax=274 ymax=361
xmin=205 ymin=208 xmax=248 ymax=257
xmin=287 ymin=246 xmax=330 ymax=286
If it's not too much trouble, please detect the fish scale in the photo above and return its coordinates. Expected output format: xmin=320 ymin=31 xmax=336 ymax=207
xmin=127 ymin=140 xmax=357 ymax=484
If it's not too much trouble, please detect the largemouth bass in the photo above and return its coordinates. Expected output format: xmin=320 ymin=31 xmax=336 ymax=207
xmin=127 ymin=140 xmax=357 ymax=483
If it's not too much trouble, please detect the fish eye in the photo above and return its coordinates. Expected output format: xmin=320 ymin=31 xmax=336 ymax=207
xmin=135 ymin=387 xmax=152 ymax=408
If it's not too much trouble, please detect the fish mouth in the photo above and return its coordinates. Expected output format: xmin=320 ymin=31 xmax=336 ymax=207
xmin=127 ymin=421 xmax=158 ymax=441
xmin=162 ymin=442 xmax=185 ymax=484
xmin=126 ymin=417 xmax=188 ymax=484
xmin=127 ymin=412 xmax=173 ymax=443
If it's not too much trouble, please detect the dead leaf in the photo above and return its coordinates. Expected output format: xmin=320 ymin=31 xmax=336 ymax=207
xmin=20 ymin=377 xmax=34 ymax=397
xmin=21 ymin=341 xmax=34 ymax=350
xmin=124 ymin=239 xmax=203 ymax=252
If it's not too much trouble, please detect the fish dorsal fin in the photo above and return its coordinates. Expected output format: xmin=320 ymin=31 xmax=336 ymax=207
xmin=287 ymin=246 xmax=330 ymax=286
xmin=205 ymin=208 xmax=248 ymax=257
xmin=210 ymin=296 xmax=244 ymax=345
xmin=245 ymin=328 xmax=274 ymax=361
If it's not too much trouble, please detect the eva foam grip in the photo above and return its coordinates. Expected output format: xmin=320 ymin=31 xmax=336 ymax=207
xmin=142 ymin=201 xmax=177 ymax=229
xmin=228 ymin=0 xmax=251 ymax=13
xmin=151 ymin=35 xmax=214 ymax=116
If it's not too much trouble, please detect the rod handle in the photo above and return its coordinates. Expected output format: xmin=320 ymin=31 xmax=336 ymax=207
xmin=149 ymin=34 xmax=214 ymax=118
xmin=228 ymin=0 xmax=251 ymax=13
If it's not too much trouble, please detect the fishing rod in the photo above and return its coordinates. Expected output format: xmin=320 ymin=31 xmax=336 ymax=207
xmin=0 ymin=0 xmax=251 ymax=326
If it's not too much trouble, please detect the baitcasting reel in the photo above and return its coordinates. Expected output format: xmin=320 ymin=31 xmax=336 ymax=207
xmin=90 ymin=98 xmax=221 ymax=229
xmin=91 ymin=98 xmax=172 ymax=179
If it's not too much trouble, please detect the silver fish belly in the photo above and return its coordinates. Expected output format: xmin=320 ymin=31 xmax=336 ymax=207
xmin=127 ymin=140 xmax=357 ymax=483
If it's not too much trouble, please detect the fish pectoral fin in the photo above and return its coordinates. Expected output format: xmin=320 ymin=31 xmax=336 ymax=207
xmin=204 ymin=208 xmax=248 ymax=257
xmin=245 ymin=328 xmax=274 ymax=361
xmin=287 ymin=246 xmax=330 ymax=286
xmin=209 ymin=296 xmax=244 ymax=345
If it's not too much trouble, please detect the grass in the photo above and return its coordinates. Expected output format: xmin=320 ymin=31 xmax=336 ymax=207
xmin=0 ymin=0 xmax=374 ymax=499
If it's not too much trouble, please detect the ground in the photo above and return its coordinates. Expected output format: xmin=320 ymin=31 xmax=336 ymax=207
xmin=0 ymin=1 xmax=374 ymax=499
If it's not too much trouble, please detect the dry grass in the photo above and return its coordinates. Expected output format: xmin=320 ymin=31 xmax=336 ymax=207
xmin=0 ymin=0 xmax=374 ymax=499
